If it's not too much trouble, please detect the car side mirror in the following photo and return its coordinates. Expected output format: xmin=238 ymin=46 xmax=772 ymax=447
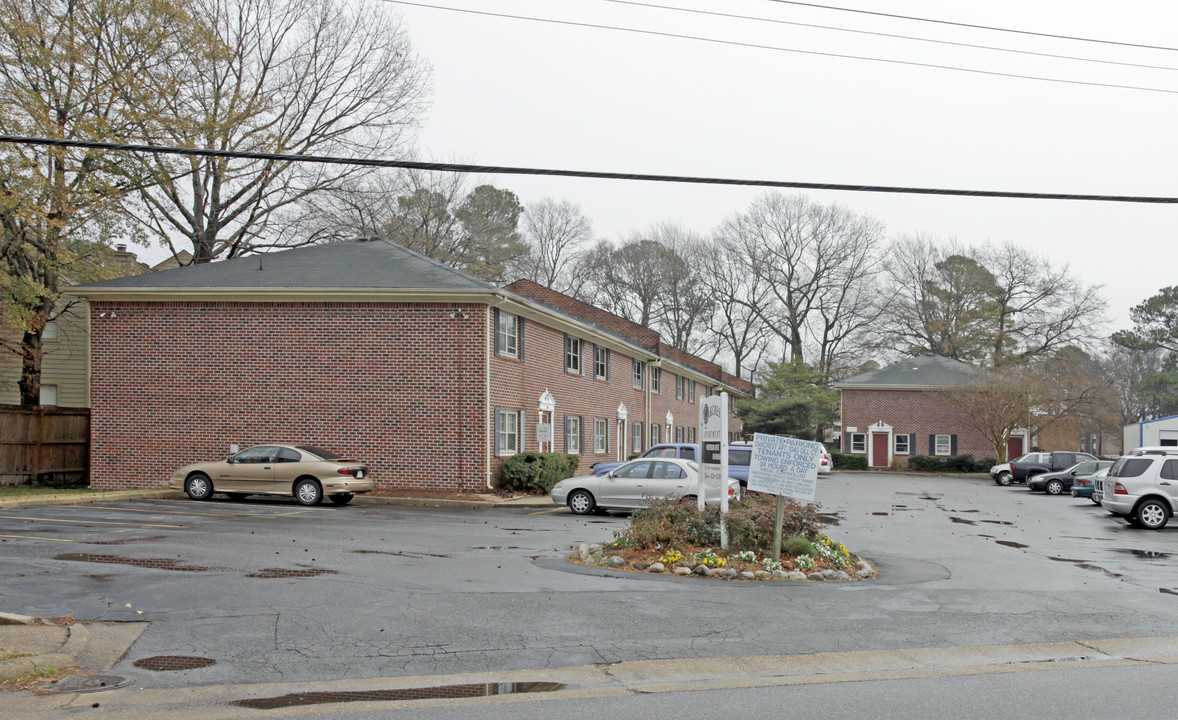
xmin=226 ymin=455 xmax=236 ymax=464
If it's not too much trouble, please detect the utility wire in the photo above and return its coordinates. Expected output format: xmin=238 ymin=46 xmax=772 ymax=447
xmin=761 ymin=0 xmax=1178 ymax=53
xmin=601 ymin=0 xmax=1178 ymax=73
xmin=3 ymin=135 xmax=1176 ymax=205
xmin=382 ymin=1 xmax=1178 ymax=96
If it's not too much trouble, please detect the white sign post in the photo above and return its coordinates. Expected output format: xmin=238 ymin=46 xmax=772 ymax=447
xmin=699 ymin=392 xmax=729 ymax=548
xmin=747 ymin=433 xmax=824 ymax=562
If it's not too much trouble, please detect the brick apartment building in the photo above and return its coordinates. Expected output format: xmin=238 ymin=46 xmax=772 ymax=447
xmin=836 ymin=353 xmax=1026 ymax=468
xmin=71 ymin=238 xmax=752 ymax=492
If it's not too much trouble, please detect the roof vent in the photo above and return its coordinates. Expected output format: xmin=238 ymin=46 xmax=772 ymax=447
xmin=355 ymin=235 xmax=385 ymax=243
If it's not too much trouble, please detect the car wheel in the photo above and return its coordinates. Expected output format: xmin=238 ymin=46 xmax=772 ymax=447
xmin=185 ymin=473 xmax=213 ymax=500
xmin=568 ymin=490 xmax=595 ymax=515
xmin=995 ymin=472 xmax=1012 ymax=486
xmin=328 ymin=493 xmax=354 ymax=506
xmin=226 ymin=493 xmax=248 ymax=502
xmin=1045 ymin=480 xmax=1064 ymax=495
xmin=294 ymin=478 xmax=323 ymax=506
xmin=1092 ymin=498 xmax=1102 ymax=505
xmin=1134 ymin=499 xmax=1169 ymax=530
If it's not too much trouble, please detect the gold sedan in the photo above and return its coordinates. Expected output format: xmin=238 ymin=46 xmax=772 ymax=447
xmin=169 ymin=444 xmax=372 ymax=506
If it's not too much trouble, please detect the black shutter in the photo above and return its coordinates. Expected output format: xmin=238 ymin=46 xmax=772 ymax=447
xmin=580 ymin=416 xmax=586 ymax=454
xmin=493 ymin=309 xmax=501 ymax=357
xmin=562 ymin=334 xmax=569 ymax=369
xmin=493 ymin=407 xmax=502 ymax=453
xmin=563 ymin=416 xmax=570 ymax=452
xmin=605 ymin=348 xmax=610 ymax=380
xmin=845 ymin=432 xmax=851 ymax=452
xmin=589 ymin=342 xmax=596 ymax=376
xmin=951 ymin=435 xmax=958 ymax=456
xmin=928 ymin=435 xmax=936 ymax=455
xmin=517 ymin=317 xmax=524 ymax=361
xmin=909 ymin=434 xmax=917 ymax=454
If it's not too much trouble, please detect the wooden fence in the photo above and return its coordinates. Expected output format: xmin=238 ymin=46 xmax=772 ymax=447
xmin=0 ymin=404 xmax=90 ymax=487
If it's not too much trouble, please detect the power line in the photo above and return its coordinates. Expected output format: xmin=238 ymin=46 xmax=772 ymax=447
xmin=601 ymin=0 xmax=1178 ymax=73
xmin=3 ymin=135 xmax=1176 ymax=205
xmin=761 ymin=0 xmax=1178 ymax=52
xmin=382 ymin=1 xmax=1178 ymax=96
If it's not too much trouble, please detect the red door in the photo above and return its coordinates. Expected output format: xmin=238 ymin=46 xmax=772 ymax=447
xmin=871 ymin=434 xmax=889 ymax=467
xmin=1006 ymin=436 xmax=1024 ymax=460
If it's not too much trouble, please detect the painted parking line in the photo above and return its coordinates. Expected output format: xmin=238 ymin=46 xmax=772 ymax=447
xmin=83 ymin=504 xmax=307 ymax=518
xmin=0 ymin=534 xmax=73 ymax=542
xmin=0 ymin=515 xmax=185 ymax=529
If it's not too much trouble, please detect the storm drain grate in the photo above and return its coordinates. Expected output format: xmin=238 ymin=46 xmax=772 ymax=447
xmin=133 ymin=656 xmax=216 ymax=672
xmin=231 ymin=682 xmax=566 ymax=709
xmin=247 ymin=567 xmax=338 ymax=578
xmin=43 ymin=675 xmax=132 ymax=693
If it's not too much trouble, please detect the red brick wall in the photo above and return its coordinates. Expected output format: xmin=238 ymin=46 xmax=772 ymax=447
xmin=89 ymin=301 xmax=489 ymax=492
xmin=841 ymin=388 xmax=995 ymax=464
xmin=488 ymin=317 xmax=742 ymax=479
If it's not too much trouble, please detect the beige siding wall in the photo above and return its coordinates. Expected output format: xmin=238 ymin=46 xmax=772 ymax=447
xmin=0 ymin=297 xmax=90 ymax=408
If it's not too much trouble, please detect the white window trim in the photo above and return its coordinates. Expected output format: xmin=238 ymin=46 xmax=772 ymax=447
xmin=687 ymin=380 xmax=696 ymax=403
xmin=894 ymin=434 xmax=910 ymax=455
xmin=632 ymin=360 xmax=643 ymax=389
xmin=594 ymin=418 xmax=609 ymax=454
xmin=934 ymin=434 xmax=952 ymax=456
xmin=565 ymin=416 xmax=581 ymax=454
xmin=39 ymin=384 xmax=59 ymax=407
xmin=594 ymin=346 xmax=608 ymax=379
xmin=565 ymin=336 xmax=582 ymax=373
xmin=650 ymin=367 xmax=661 ymax=393
xmin=850 ymin=433 xmax=866 ymax=453
xmin=497 ymin=312 xmax=518 ymax=358
xmin=496 ymin=409 xmax=519 ymax=457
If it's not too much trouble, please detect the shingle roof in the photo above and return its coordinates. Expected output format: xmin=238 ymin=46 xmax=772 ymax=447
xmin=835 ymin=353 xmax=981 ymax=389
xmin=73 ymin=237 xmax=497 ymax=291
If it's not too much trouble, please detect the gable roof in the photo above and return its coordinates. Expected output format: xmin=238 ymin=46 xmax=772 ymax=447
xmin=71 ymin=238 xmax=497 ymax=294
xmin=835 ymin=353 xmax=981 ymax=390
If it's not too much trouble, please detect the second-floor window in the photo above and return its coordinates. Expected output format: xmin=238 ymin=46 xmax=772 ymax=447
xmin=687 ymin=380 xmax=696 ymax=403
xmin=496 ymin=311 xmax=519 ymax=358
xmin=594 ymin=345 xmax=609 ymax=379
xmin=650 ymin=367 xmax=661 ymax=393
xmin=565 ymin=335 xmax=582 ymax=373
xmin=675 ymin=374 xmax=683 ymax=399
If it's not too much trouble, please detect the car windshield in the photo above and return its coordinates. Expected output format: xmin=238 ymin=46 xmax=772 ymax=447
xmin=295 ymin=445 xmax=343 ymax=460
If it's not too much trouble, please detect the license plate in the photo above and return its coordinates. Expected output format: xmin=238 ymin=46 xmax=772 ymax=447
xmin=355 ymin=470 xmax=364 ymax=479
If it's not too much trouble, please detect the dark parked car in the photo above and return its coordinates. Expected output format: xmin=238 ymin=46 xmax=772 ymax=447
xmin=992 ymin=452 xmax=1050 ymax=485
xmin=1026 ymin=460 xmax=1113 ymax=495
xmin=1009 ymin=451 xmax=1098 ymax=484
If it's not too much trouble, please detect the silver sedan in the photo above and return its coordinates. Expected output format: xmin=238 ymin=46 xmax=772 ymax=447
xmin=551 ymin=458 xmax=739 ymax=515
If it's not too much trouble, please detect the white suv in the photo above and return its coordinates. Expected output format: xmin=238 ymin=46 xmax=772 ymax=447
xmin=1100 ymin=447 xmax=1178 ymax=530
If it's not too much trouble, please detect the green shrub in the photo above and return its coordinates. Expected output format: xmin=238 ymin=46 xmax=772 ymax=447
xmin=780 ymin=535 xmax=816 ymax=557
xmin=616 ymin=494 xmax=829 ymax=554
xmin=499 ymin=452 xmax=580 ymax=493
xmin=907 ymin=454 xmax=995 ymax=473
xmin=830 ymin=450 xmax=868 ymax=470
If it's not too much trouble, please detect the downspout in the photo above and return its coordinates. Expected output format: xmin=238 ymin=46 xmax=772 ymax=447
xmin=485 ymin=307 xmax=493 ymax=490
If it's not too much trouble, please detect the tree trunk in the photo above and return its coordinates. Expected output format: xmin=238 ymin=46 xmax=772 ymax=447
xmin=17 ymin=328 xmax=42 ymax=407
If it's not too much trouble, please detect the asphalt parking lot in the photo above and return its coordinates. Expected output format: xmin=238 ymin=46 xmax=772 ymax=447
xmin=1 ymin=472 xmax=1176 ymax=691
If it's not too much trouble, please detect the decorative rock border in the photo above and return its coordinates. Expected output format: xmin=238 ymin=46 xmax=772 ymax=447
xmin=574 ymin=543 xmax=875 ymax=581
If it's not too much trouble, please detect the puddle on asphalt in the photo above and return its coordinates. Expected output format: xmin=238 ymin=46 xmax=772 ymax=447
xmin=995 ymin=540 xmax=1029 ymax=549
xmin=819 ymin=513 xmax=842 ymax=526
xmin=980 ymin=520 xmax=1013 ymax=525
xmin=1049 ymin=556 xmax=1088 ymax=563
xmin=134 ymin=656 xmax=216 ymax=671
xmin=1161 ymin=588 xmax=1178 ymax=596
xmin=890 ymin=505 xmax=923 ymax=512
xmin=871 ymin=512 xmax=889 ymax=516
xmin=1110 ymin=548 xmax=1170 ymax=559
xmin=231 ymin=682 xmax=567 ymax=709
xmin=950 ymin=517 xmax=976 ymax=525
xmin=346 ymin=550 xmax=452 ymax=558
xmin=247 ymin=566 xmax=338 ymax=578
xmin=83 ymin=535 xmax=169 ymax=546
xmin=56 ymin=553 xmax=217 ymax=572
xmin=1075 ymin=563 xmax=1122 ymax=578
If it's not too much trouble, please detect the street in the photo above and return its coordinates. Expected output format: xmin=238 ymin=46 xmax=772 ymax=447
xmin=1 ymin=472 xmax=1177 ymax=716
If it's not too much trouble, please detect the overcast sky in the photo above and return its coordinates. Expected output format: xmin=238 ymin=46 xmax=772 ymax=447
xmin=375 ymin=0 xmax=1178 ymax=332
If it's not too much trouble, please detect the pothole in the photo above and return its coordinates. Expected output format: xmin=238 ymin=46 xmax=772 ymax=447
xmin=55 ymin=553 xmax=217 ymax=572
xmin=231 ymin=681 xmax=567 ymax=709
xmin=133 ymin=656 xmax=216 ymax=671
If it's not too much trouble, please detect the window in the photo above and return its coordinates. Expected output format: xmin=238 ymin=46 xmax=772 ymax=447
xmin=850 ymin=433 xmax=866 ymax=453
xmin=42 ymin=321 xmax=58 ymax=341
xmin=594 ymin=418 xmax=609 ymax=453
xmin=235 ymin=446 xmax=276 ymax=463
xmin=631 ymin=421 xmax=643 ymax=453
xmin=39 ymin=385 xmax=58 ymax=406
xmin=675 ymin=425 xmax=684 ymax=442
xmin=687 ymin=381 xmax=696 ymax=403
xmin=564 ymin=336 xmax=582 ymax=373
xmin=564 ymin=416 xmax=581 ymax=454
xmin=687 ymin=427 xmax=696 ymax=443
xmin=276 ymin=447 xmax=301 ymax=462
xmin=594 ymin=346 xmax=609 ymax=379
xmin=496 ymin=409 xmax=519 ymax=456
xmin=615 ymin=461 xmax=652 ymax=479
xmin=1161 ymin=460 xmax=1178 ymax=480
xmin=894 ymin=434 xmax=910 ymax=455
xmin=675 ymin=374 xmax=683 ymax=399
xmin=495 ymin=311 xmax=519 ymax=358
xmin=651 ymin=423 xmax=661 ymax=444
xmin=652 ymin=461 xmax=686 ymax=480
xmin=650 ymin=367 xmax=661 ymax=393
xmin=728 ymin=447 xmax=751 ymax=468
xmin=632 ymin=359 xmax=643 ymax=389
xmin=679 ymin=446 xmax=696 ymax=461
xmin=648 ymin=446 xmax=678 ymax=458
xmin=934 ymin=434 xmax=952 ymax=456
xmin=1111 ymin=457 xmax=1152 ymax=478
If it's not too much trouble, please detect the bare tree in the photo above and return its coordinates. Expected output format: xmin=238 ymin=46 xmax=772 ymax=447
xmin=512 ymin=198 xmax=594 ymax=293
xmin=651 ymin=225 xmax=713 ymax=353
xmin=127 ymin=0 xmax=430 ymax=264
xmin=716 ymin=193 xmax=885 ymax=380
xmin=944 ymin=367 xmax=1035 ymax=462
xmin=700 ymin=237 xmax=774 ymax=380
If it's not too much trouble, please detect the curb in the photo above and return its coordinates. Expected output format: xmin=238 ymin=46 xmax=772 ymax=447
xmin=0 ymin=612 xmax=36 ymax=626
xmin=0 ymin=652 xmax=74 ymax=683
xmin=0 ymin=488 xmax=553 ymax=510
xmin=0 ymin=489 xmax=182 ymax=510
